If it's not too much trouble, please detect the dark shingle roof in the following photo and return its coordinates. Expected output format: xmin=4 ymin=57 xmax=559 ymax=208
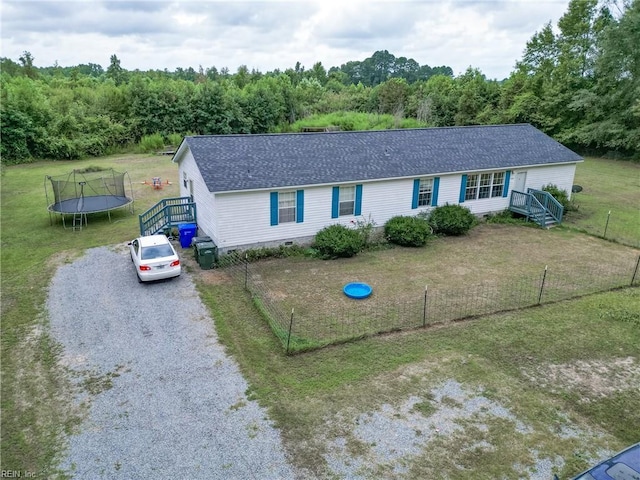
xmin=179 ymin=124 xmax=582 ymax=193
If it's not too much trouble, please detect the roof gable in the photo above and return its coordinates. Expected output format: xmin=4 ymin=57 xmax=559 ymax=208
xmin=176 ymin=124 xmax=582 ymax=193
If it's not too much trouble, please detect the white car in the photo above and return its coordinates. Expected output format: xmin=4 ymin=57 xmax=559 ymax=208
xmin=129 ymin=235 xmax=181 ymax=283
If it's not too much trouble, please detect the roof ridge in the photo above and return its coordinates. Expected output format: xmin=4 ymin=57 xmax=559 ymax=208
xmin=186 ymin=123 xmax=533 ymax=140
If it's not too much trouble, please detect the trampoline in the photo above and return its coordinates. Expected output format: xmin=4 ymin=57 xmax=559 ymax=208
xmin=45 ymin=168 xmax=134 ymax=230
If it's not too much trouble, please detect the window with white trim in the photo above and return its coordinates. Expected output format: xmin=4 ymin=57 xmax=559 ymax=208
xmin=418 ymin=178 xmax=433 ymax=207
xmin=339 ymin=186 xmax=355 ymax=216
xmin=278 ymin=191 xmax=296 ymax=223
xmin=465 ymin=171 xmax=505 ymax=201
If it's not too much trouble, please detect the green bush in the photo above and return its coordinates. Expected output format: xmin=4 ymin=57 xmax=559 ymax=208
xmin=138 ymin=133 xmax=165 ymax=153
xmin=166 ymin=133 xmax=183 ymax=146
xmin=485 ymin=209 xmax=528 ymax=225
xmin=243 ymin=244 xmax=306 ymax=262
xmin=314 ymin=224 xmax=363 ymax=258
xmin=429 ymin=204 xmax=477 ymax=236
xmin=542 ymin=184 xmax=575 ymax=212
xmin=384 ymin=215 xmax=432 ymax=247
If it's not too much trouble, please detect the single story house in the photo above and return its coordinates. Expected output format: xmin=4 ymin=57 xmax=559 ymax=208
xmin=172 ymin=124 xmax=582 ymax=253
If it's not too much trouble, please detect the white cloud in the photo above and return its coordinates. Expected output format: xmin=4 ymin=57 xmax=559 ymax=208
xmin=0 ymin=0 xmax=571 ymax=79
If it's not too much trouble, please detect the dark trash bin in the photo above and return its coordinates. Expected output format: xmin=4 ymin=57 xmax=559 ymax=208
xmin=178 ymin=223 xmax=198 ymax=249
xmin=195 ymin=241 xmax=218 ymax=270
xmin=191 ymin=235 xmax=212 ymax=248
xmin=192 ymin=236 xmax=212 ymax=262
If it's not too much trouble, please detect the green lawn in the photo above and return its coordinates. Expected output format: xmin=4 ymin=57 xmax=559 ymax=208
xmin=564 ymin=157 xmax=640 ymax=247
xmin=237 ymin=225 xmax=639 ymax=351
xmin=1 ymin=154 xmax=639 ymax=478
xmin=201 ymin=281 xmax=640 ymax=479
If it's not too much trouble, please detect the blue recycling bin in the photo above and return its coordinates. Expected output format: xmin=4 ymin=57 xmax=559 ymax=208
xmin=178 ymin=223 xmax=198 ymax=248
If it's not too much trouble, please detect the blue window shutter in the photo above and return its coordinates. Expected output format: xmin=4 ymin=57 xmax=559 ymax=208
xmin=459 ymin=174 xmax=468 ymax=203
xmin=502 ymin=170 xmax=511 ymax=197
xmin=411 ymin=179 xmax=420 ymax=209
xmin=296 ymin=190 xmax=304 ymax=223
xmin=270 ymin=192 xmax=278 ymax=226
xmin=354 ymin=184 xmax=363 ymax=216
xmin=331 ymin=186 xmax=339 ymax=218
xmin=431 ymin=177 xmax=440 ymax=207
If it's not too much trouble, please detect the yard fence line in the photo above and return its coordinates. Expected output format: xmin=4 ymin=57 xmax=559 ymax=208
xmin=219 ymin=252 xmax=640 ymax=355
xmin=572 ymin=209 xmax=639 ymax=248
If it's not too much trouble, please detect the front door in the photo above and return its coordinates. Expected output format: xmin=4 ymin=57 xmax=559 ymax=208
xmin=514 ymin=171 xmax=527 ymax=192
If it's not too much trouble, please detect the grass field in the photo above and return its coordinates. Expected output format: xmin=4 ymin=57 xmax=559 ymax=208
xmin=1 ymin=155 xmax=639 ymax=478
xmin=564 ymin=157 xmax=640 ymax=247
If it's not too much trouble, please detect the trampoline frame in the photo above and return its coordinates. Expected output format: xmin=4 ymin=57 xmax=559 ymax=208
xmin=45 ymin=169 xmax=135 ymax=230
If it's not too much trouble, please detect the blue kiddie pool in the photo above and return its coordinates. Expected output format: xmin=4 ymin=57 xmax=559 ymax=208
xmin=343 ymin=282 xmax=373 ymax=299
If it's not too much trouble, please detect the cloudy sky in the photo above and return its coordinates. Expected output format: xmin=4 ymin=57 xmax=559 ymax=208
xmin=1 ymin=0 xmax=571 ymax=80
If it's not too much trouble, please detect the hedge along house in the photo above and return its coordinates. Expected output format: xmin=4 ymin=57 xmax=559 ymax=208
xmin=172 ymin=124 xmax=582 ymax=253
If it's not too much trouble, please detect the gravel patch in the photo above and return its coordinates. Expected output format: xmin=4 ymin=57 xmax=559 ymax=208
xmin=47 ymin=245 xmax=295 ymax=479
xmin=323 ymin=379 xmax=534 ymax=478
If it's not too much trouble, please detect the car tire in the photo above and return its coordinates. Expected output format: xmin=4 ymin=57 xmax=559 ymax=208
xmin=137 ymin=273 xmax=142 ymax=283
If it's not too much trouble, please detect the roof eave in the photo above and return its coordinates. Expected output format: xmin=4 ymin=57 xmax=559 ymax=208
xmin=172 ymin=137 xmax=190 ymax=163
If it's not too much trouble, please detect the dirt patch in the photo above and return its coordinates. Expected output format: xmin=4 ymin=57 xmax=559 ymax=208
xmin=45 ymin=250 xmax=84 ymax=270
xmin=521 ymin=356 xmax=640 ymax=399
xmin=196 ymin=268 xmax=234 ymax=286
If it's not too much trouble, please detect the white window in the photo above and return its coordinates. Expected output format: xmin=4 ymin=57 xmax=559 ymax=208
xmin=466 ymin=172 xmax=505 ymax=200
xmin=278 ymin=191 xmax=296 ymax=223
xmin=339 ymin=186 xmax=355 ymax=216
xmin=418 ymin=178 xmax=433 ymax=207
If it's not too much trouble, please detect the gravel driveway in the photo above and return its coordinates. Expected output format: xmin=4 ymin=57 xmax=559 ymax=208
xmin=47 ymin=245 xmax=295 ymax=479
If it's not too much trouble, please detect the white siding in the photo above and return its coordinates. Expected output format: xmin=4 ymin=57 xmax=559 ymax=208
xmin=178 ymin=146 xmax=579 ymax=252
xmin=176 ymin=151 xmax=219 ymax=244
xmin=515 ymin=164 xmax=577 ymax=199
xmin=214 ymin=174 xmax=501 ymax=251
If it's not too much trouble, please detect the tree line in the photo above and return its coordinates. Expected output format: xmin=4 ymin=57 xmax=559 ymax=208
xmin=1 ymin=0 xmax=638 ymax=164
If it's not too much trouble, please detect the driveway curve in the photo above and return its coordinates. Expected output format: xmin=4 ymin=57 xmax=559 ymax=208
xmin=47 ymin=245 xmax=295 ymax=479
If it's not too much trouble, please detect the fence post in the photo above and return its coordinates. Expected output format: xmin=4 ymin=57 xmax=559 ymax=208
xmin=286 ymin=308 xmax=294 ymax=355
xmin=632 ymin=255 xmax=640 ymax=286
xmin=244 ymin=253 xmax=248 ymax=290
xmin=603 ymin=210 xmax=611 ymax=238
xmin=423 ymin=286 xmax=428 ymax=327
xmin=538 ymin=265 xmax=548 ymax=305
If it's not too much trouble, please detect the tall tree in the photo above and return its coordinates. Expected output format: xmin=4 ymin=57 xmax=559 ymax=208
xmin=18 ymin=51 xmax=37 ymax=78
xmin=106 ymin=54 xmax=126 ymax=86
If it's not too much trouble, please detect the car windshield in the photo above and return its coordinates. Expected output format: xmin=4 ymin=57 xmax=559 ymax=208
xmin=141 ymin=244 xmax=175 ymax=260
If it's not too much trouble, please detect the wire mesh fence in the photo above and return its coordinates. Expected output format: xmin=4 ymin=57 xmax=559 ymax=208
xmin=219 ymin=252 xmax=640 ymax=355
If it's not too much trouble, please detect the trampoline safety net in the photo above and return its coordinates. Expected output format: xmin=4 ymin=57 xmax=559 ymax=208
xmin=48 ymin=169 xmax=127 ymax=204
xmin=45 ymin=169 xmax=134 ymax=227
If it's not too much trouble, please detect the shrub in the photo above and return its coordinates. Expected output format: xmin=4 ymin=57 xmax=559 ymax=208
xmin=429 ymin=204 xmax=477 ymax=236
xmin=243 ymin=244 xmax=306 ymax=262
xmin=166 ymin=133 xmax=183 ymax=146
xmin=384 ymin=215 xmax=432 ymax=247
xmin=542 ymin=184 xmax=576 ymax=212
xmin=138 ymin=133 xmax=164 ymax=153
xmin=314 ymin=224 xmax=363 ymax=258
xmin=485 ymin=209 xmax=528 ymax=225
xmin=351 ymin=214 xmax=378 ymax=248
